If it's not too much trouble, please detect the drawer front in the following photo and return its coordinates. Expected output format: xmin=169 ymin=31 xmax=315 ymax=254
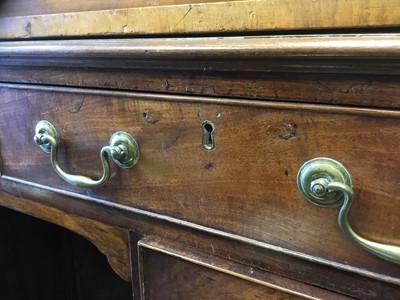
xmin=139 ymin=246 xmax=302 ymax=300
xmin=0 ymin=85 xmax=399 ymax=280
xmin=137 ymin=238 xmax=346 ymax=300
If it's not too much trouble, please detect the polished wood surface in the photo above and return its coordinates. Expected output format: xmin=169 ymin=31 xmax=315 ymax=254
xmin=1 ymin=3 xmax=399 ymax=298
xmin=1 ymin=178 xmax=399 ymax=299
xmin=139 ymin=238 xmax=311 ymax=300
xmin=0 ymin=0 xmax=232 ymax=17
xmin=3 ymin=35 xmax=400 ymax=58
xmin=1 ymin=36 xmax=400 ymax=75
xmin=0 ymin=84 xmax=398 ymax=285
xmin=138 ymin=237 xmax=352 ymax=300
xmin=2 ymin=67 xmax=400 ymax=109
xmin=1 ymin=36 xmax=400 ymax=112
xmin=1 ymin=0 xmax=400 ymax=39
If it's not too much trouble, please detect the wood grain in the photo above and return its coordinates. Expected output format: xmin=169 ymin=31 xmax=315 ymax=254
xmin=138 ymin=237 xmax=343 ymax=300
xmin=1 ymin=178 xmax=398 ymax=299
xmin=0 ymin=0 xmax=233 ymax=17
xmin=1 ymin=66 xmax=400 ymax=109
xmin=0 ymin=187 xmax=132 ymax=282
xmin=1 ymin=35 xmax=400 ymax=108
xmin=2 ymin=36 xmax=400 ymax=75
xmin=1 ymin=0 xmax=400 ymax=39
xmin=0 ymin=85 xmax=398 ymax=284
xmin=1 ymin=1 xmax=399 ymax=298
xmin=3 ymin=36 xmax=400 ymax=58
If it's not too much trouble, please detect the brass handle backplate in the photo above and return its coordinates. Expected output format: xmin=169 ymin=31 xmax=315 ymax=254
xmin=297 ymin=157 xmax=400 ymax=264
xmin=34 ymin=120 xmax=139 ymax=188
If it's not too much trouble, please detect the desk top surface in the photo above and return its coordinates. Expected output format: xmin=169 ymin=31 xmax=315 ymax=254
xmin=1 ymin=0 xmax=400 ymax=39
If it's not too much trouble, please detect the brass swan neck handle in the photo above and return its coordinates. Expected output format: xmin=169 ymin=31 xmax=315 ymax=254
xmin=34 ymin=120 xmax=139 ymax=188
xmin=297 ymin=157 xmax=400 ymax=264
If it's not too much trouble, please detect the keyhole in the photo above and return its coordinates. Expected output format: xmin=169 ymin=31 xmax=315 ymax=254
xmin=201 ymin=120 xmax=215 ymax=150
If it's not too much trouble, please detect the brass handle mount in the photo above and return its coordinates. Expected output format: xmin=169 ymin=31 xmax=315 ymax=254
xmin=297 ymin=157 xmax=400 ymax=264
xmin=34 ymin=120 xmax=139 ymax=188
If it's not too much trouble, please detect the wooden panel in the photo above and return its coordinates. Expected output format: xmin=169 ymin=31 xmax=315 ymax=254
xmin=3 ymin=36 xmax=400 ymax=58
xmin=138 ymin=237 xmax=346 ymax=299
xmin=2 ymin=36 xmax=400 ymax=75
xmin=1 ymin=36 xmax=400 ymax=109
xmin=0 ymin=84 xmax=398 ymax=282
xmin=0 ymin=180 xmax=398 ymax=299
xmin=1 ymin=67 xmax=400 ymax=109
xmin=0 ymin=185 xmax=132 ymax=282
xmin=1 ymin=0 xmax=400 ymax=39
xmin=141 ymin=252 xmax=301 ymax=299
xmin=0 ymin=0 xmax=233 ymax=17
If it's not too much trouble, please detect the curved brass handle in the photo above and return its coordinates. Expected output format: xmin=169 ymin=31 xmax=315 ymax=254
xmin=297 ymin=158 xmax=400 ymax=264
xmin=34 ymin=120 xmax=139 ymax=188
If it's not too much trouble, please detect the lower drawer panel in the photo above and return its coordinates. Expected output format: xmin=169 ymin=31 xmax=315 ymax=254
xmin=137 ymin=238 xmax=347 ymax=300
xmin=140 ymin=246 xmax=301 ymax=300
xmin=0 ymin=85 xmax=399 ymax=281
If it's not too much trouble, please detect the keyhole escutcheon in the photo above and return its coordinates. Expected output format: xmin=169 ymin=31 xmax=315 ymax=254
xmin=201 ymin=120 xmax=215 ymax=150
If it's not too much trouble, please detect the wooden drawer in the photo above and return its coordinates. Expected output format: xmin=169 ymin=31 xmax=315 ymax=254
xmin=137 ymin=238 xmax=346 ymax=300
xmin=0 ymin=84 xmax=399 ymax=285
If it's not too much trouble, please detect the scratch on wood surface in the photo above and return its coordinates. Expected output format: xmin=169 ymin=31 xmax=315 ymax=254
xmin=24 ymin=21 xmax=32 ymax=35
xmin=161 ymin=128 xmax=182 ymax=150
xmin=197 ymin=107 xmax=202 ymax=120
xmin=175 ymin=198 xmax=185 ymax=209
xmin=210 ymin=243 xmax=215 ymax=254
xmin=316 ymin=81 xmax=333 ymax=99
xmin=344 ymin=81 xmax=372 ymax=96
xmin=69 ymin=97 xmax=85 ymax=114
xmin=174 ymin=6 xmax=193 ymax=28
xmin=174 ymin=128 xmax=183 ymax=143
xmin=196 ymin=272 xmax=206 ymax=285
xmin=164 ymin=78 xmax=171 ymax=90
